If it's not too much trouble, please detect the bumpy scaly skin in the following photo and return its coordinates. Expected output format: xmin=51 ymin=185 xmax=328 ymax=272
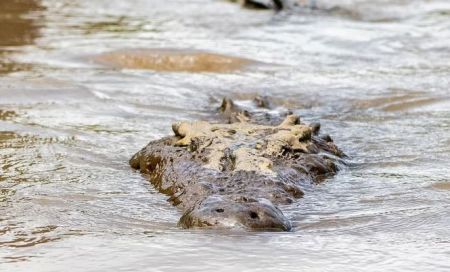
xmin=130 ymin=97 xmax=345 ymax=231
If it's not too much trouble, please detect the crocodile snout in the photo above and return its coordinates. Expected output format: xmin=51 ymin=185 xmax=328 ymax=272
xmin=178 ymin=195 xmax=292 ymax=231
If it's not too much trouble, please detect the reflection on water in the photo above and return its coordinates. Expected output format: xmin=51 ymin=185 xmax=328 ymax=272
xmin=0 ymin=110 xmax=16 ymax=121
xmin=0 ymin=225 xmax=60 ymax=249
xmin=80 ymin=16 xmax=152 ymax=35
xmin=93 ymin=48 xmax=257 ymax=73
xmin=0 ymin=0 xmax=43 ymax=47
xmin=352 ymin=89 xmax=449 ymax=112
xmin=1 ymin=0 xmax=450 ymax=271
xmin=0 ymin=0 xmax=43 ymax=74
xmin=431 ymin=182 xmax=450 ymax=190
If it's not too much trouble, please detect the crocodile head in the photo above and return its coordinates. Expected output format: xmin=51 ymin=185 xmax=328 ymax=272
xmin=178 ymin=195 xmax=292 ymax=231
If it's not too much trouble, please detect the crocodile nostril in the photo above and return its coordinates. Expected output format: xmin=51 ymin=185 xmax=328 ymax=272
xmin=249 ymin=211 xmax=259 ymax=219
xmin=215 ymin=208 xmax=224 ymax=213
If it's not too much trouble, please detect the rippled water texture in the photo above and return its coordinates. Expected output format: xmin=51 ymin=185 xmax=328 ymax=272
xmin=1 ymin=0 xmax=450 ymax=271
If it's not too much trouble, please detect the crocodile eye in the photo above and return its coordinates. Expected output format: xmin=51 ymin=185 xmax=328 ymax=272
xmin=298 ymin=131 xmax=311 ymax=142
xmin=249 ymin=211 xmax=259 ymax=219
xmin=215 ymin=208 xmax=224 ymax=213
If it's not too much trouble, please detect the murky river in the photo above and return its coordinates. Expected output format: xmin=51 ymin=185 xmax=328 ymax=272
xmin=1 ymin=0 xmax=450 ymax=271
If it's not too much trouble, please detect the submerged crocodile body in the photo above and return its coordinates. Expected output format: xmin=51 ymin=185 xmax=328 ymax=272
xmin=130 ymin=97 xmax=345 ymax=231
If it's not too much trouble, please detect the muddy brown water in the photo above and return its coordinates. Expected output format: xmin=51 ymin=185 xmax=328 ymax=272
xmin=1 ymin=0 xmax=450 ymax=271
xmin=93 ymin=48 xmax=258 ymax=73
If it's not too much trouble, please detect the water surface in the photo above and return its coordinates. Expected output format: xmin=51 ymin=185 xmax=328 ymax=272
xmin=1 ymin=0 xmax=450 ymax=271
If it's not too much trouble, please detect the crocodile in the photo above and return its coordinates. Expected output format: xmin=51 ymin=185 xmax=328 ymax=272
xmin=230 ymin=0 xmax=317 ymax=10
xmin=130 ymin=97 xmax=345 ymax=231
xmin=231 ymin=0 xmax=285 ymax=10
